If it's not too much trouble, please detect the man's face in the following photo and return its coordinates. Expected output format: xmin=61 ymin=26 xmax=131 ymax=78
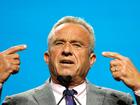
xmin=45 ymin=23 xmax=96 ymax=84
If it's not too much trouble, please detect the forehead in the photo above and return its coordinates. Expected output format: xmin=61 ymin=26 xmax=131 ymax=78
xmin=50 ymin=23 xmax=90 ymax=42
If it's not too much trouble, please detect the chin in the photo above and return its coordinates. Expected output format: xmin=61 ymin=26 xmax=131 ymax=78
xmin=59 ymin=73 xmax=72 ymax=76
xmin=58 ymin=72 xmax=74 ymax=77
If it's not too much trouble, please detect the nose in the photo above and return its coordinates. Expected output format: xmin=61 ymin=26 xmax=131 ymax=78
xmin=62 ymin=43 xmax=72 ymax=56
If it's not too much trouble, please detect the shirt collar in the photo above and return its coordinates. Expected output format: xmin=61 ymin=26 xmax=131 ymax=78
xmin=50 ymin=80 xmax=87 ymax=96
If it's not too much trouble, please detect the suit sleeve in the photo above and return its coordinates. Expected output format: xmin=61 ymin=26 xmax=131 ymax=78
xmin=135 ymin=95 xmax=140 ymax=105
xmin=0 ymin=84 xmax=2 ymax=103
xmin=2 ymin=96 xmax=16 ymax=105
xmin=2 ymin=94 xmax=39 ymax=105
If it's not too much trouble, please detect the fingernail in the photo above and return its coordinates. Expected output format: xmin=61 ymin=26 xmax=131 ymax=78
xmin=23 ymin=44 xmax=27 ymax=48
xmin=102 ymin=52 xmax=106 ymax=55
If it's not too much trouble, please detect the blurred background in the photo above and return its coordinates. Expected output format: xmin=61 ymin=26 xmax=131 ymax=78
xmin=0 ymin=0 xmax=140 ymax=103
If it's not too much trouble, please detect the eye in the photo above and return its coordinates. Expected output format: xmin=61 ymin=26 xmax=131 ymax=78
xmin=54 ymin=41 xmax=64 ymax=46
xmin=55 ymin=42 xmax=63 ymax=45
xmin=72 ymin=43 xmax=82 ymax=47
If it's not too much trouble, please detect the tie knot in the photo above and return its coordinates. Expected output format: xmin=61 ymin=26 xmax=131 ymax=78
xmin=63 ymin=89 xmax=78 ymax=96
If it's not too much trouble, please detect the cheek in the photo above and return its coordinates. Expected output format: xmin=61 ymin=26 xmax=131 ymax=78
xmin=49 ymin=48 xmax=62 ymax=59
xmin=75 ymin=51 xmax=91 ymax=70
xmin=48 ymin=51 xmax=60 ymax=70
xmin=48 ymin=49 xmax=61 ymax=76
xmin=80 ymin=56 xmax=90 ymax=76
xmin=77 ymin=51 xmax=90 ymax=63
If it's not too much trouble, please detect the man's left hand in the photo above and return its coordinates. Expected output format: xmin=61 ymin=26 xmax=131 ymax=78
xmin=102 ymin=52 xmax=140 ymax=91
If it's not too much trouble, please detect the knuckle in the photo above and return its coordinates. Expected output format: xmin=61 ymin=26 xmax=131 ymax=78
xmin=112 ymin=73 xmax=121 ymax=80
xmin=17 ymin=54 xmax=20 ymax=57
xmin=110 ymin=67 xmax=114 ymax=71
xmin=110 ymin=60 xmax=113 ymax=64
xmin=15 ymin=66 xmax=20 ymax=71
xmin=17 ymin=65 xmax=20 ymax=69
xmin=112 ymin=72 xmax=118 ymax=77
xmin=17 ymin=60 xmax=20 ymax=64
xmin=12 ymin=65 xmax=20 ymax=71
xmin=110 ymin=60 xmax=115 ymax=65
xmin=14 ymin=53 xmax=19 ymax=58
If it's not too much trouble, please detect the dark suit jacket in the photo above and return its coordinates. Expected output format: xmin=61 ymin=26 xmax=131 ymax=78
xmin=2 ymin=82 xmax=139 ymax=105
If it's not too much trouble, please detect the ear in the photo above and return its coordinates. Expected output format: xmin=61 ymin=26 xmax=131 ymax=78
xmin=44 ymin=51 xmax=49 ymax=64
xmin=89 ymin=52 xmax=96 ymax=66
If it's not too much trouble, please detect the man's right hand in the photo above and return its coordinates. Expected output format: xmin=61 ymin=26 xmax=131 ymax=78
xmin=0 ymin=45 xmax=27 ymax=84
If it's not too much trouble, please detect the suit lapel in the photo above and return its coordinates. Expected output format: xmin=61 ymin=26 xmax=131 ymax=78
xmin=86 ymin=83 xmax=105 ymax=105
xmin=31 ymin=81 xmax=106 ymax=105
xmin=33 ymin=83 xmax=56 ymax=105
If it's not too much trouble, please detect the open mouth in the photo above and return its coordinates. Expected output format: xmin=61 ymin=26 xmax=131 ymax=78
xmin=60 ymin=60 xmax=74 ymax=64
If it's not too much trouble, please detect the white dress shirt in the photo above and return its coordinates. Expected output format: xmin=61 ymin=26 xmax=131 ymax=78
xmin=51 ymin=81 xmax=87 ymax=105
xmin=135 ymin=89 xmax=140 ymax=96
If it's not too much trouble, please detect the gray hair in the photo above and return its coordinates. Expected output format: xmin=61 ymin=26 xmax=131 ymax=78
xmin=48 ymin=16 xmax=95 ymax=52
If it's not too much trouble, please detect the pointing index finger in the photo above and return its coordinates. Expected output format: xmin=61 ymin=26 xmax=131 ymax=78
xmin=102 ymin=51 xmax=125 ymax=60
xmin=3 ymin=44 xmax=27 ymax=54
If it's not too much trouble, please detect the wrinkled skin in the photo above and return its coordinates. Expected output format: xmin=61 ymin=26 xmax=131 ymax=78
xmin=102 ymin=52 xmax=140 ymax=91
xmin=44 ymin=23 xmax=96 ymax=87
xmin=0 ymin=23 xmax=140 ymax=91
xmin=0 ymin=45 xmax=26 ymax=83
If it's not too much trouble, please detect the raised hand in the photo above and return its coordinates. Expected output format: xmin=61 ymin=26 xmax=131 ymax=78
xmin=102 ymin=52 xmax=140 ymax=91
xmin=0 ymin=45 xmax=27 ymax=84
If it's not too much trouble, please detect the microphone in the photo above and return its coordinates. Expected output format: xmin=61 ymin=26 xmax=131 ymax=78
xmin=56 ymin=75 xmax=82 ymax=105
xmin=57 ymin=75 xmax=72 ymax=88
xmin=57 ymin=75 xmax=72 ymax=105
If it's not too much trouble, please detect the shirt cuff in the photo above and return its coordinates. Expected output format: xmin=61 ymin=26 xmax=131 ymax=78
xmin=134 ymin=90 xmax=140 ymax=96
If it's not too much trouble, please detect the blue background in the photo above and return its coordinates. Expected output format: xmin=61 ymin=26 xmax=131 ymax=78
xmin=0 ymin=0 xmax=140 ymax=103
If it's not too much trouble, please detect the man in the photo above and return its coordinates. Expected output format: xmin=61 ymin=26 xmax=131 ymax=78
xmin=0 ymin=16 xmax=140 ymax=105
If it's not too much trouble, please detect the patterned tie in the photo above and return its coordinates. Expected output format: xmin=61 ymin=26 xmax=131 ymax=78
xmin=63 ymin=89 xmax=77 ymax=105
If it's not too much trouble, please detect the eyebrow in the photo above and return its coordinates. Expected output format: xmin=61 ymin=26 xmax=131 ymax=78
xmin=52 ymin=39 xmax=85 ymax=46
